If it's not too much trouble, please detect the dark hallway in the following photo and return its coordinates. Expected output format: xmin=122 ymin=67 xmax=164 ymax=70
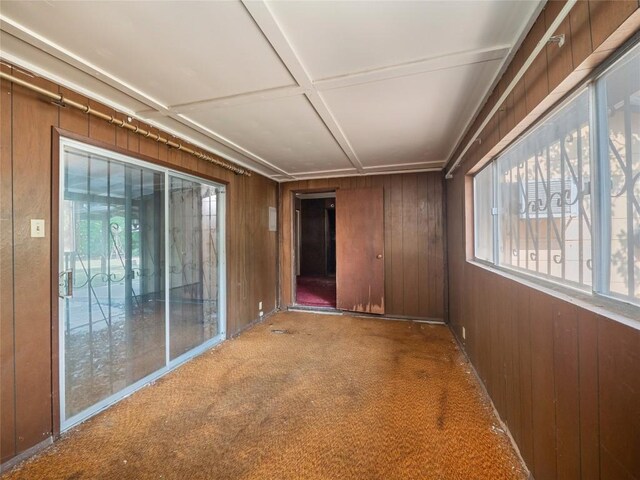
xmin=295 ymin=195 xmax=336 ymax=308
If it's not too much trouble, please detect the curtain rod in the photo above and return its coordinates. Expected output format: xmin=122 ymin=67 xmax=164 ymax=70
xmin=444 ymin=0 xmax=577 ymax=180
xmin=0 ymin=71 xmax=252 ymax=177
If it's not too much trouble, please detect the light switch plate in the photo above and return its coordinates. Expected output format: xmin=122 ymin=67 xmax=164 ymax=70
xmin=268 ymin=207 xmax=277 ymax=232
xmin=31 ymin=219 xmax=45 ymax=238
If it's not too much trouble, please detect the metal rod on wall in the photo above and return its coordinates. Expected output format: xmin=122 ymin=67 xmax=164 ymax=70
xmin=0 ymin=71 xmax=252 ymax=177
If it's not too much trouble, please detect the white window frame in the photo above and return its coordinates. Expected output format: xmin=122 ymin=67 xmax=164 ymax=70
xmin=58 ymin=136 xmax=227 ymax=431
xmin=471 ymin=37 xmax=640 ymax=312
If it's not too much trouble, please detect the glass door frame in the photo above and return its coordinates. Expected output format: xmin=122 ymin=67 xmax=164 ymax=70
xmin=58 ymin=136 xmax=227 ymax=431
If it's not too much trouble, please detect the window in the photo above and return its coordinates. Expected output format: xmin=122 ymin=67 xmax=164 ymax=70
xmin=497 ymin=89 xmax=591 ymax=290
xmin=474 ymin=164 xmax=494 ymax=262
xmin=473 ymin=40 xmax=640 ymax=308
xmin=597 ymin=46 xmax=640 ymax=304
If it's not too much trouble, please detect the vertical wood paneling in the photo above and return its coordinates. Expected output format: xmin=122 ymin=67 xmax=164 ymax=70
xmin=11 ymin=72 xmax=57 ymax=453
xmin=494 ymin=276 xmax=511 ymax=421
xmin=598 ymin=318 xmax=640 ymax=480
xmin=381 ymin=175 xmax=394 ymax=312
xmin=88 ymin=100 xmax=116 ymax=145
xmin=139 ymin=124 xmax=159 ymax=159
xmin=545 ymin=1 xmax=575 ymax=92
xmin=524 ymin=15 xmax=550 ymax=114
xmin=418 ymin=174 xmax=429 ymax=316
xmin=115 ymin=119 xmax=128 ymax=149
xmin=553 ymin=300 xmax=580 ymax=480
xmin=401 ymin=174 xmax=419 ymax=317
xmin=514 ymin=284 xmax=534 ymax=468
xmin=59 ymin=88 xmax=89 ymax=135
xmin=569 ymin=0 xmax=593 ymax=67
xmin=432 ymin=175 xmax=445 ymax=319
xmin=529 ymin=291 xmax=557 ymax=480
xmin=577 ymin=310 xmax=600 ymax=480
xmin=126 ymin=119 xmax=140 ymax=153
xmin=389 ymin=174 xmax=405 ymax=315
xmin=473 ymin=270 xmax=490 ymax=385
xmin=505 ymin=280 xmax=522 ymax=448
xmin=512 ymin=76 xmax=527 ymax=127
xmin=0 ymin=64 xmax=16 ymax=463
xmin=588 ymin=0 xmax=638 ymax=49
xmin=487 ymin=274 xmax=503 ymax=412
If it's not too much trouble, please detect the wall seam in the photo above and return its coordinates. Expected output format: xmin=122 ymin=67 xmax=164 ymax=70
xmin=10 ymin=67 xmax=17 ymax=460
xmin=527 ymin=291 xmax=535 ymax=475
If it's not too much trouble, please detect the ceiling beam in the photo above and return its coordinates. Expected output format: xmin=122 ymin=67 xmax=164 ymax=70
xmin=362 ymin=160 xmax=446 ymax=171
xmin=287 ymin=167 xmax=443 ymax=182
xmin=241 ymin=0 xmax=365 ymax=173
xmin=313 ymin=45 xmax=510 ymax=91
xmin=0 ymin=15 xmax=293 ymax=179
xmin=138 ymin=85 xmax=305 ymax=117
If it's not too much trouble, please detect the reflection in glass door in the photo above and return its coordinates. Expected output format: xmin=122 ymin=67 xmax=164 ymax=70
xmin=59 ymin=138 xmax=225 ymax=429
xmin=169 ymin=176 xmax=220 ymax=360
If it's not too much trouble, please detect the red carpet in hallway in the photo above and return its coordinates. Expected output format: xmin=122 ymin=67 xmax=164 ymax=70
xmin=296 ymin=275 xmax=336 ymax=307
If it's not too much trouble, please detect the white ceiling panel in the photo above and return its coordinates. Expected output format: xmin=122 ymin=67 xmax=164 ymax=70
xmin=0 ymin=0 xmax=545 ymax=180
xmin=1 ymin=0 xmax=295 ymax=106
xmin=267 ymin=0 xmax=542 ymax=81
xmin=187 ymin=95 xmax=353 ymax=174
xmin=321 ymin=59 xmax=502 ymax=168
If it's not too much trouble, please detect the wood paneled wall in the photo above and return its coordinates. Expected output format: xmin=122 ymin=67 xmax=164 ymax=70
xmin=446 ymin=2 xmax=640 ymax=479
xmin=279 ymin=173 xmax=445 ymax=320
xmin=0 ymin=64 xmax=278 ymax=465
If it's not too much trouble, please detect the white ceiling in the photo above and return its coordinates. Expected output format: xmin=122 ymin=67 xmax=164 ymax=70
xmin=0 ymin=0 xmax=544 ymax=181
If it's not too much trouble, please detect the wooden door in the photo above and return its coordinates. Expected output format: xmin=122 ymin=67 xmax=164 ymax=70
xmin=336 ymin=187 xmax=385 ymax=314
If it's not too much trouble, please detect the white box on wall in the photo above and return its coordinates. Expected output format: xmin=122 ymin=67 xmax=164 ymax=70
xmin=268 ymin=207 xmax=277 ymax=232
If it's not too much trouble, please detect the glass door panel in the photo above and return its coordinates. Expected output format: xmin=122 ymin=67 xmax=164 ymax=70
xmin=169 ymin=176 xmax=220 ymax=360
xmin=61 ymin=145 xmax=166 ymax=422
xmin=60 ymin=139 xmax=225 ymax=429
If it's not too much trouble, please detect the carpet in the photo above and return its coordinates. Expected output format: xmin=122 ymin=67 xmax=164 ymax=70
xmin=296 ymin=275 xmax=336 ymax=307
xmin=3 ymin=312 xmax=526 ymax=480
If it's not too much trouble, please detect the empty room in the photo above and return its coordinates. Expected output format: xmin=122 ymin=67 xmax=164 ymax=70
xmin=1 ymin=1 xmax=639 ymax=479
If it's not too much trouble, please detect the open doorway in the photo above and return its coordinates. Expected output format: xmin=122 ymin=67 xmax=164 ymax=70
xmin=294 ymin=192 xmax=336 ymax=308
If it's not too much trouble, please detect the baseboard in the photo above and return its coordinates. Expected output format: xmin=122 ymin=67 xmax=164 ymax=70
xmin=229 ymin=308 xmax=280 ymax=338
xmin=285 ymin=305 xmax=446 ymax=324
xmin=352 ymin=312 xmax=445 ymax=324
xmin=287 ymin=305 xmax=342 ymax=314
xmin=0 ymin=437 xmax=53 ymax=475
xmin=448 ymin=326 xmax=533 ymax=480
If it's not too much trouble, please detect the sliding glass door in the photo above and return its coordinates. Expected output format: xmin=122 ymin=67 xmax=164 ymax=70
xmin=59 ymin=138 xmax=225 ymax=429
xmin=168 ymin=176 xmax=220 ymax=360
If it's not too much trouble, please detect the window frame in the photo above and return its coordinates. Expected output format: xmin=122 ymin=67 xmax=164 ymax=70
xmin=470 ymin=36 xmax=640 ymax=313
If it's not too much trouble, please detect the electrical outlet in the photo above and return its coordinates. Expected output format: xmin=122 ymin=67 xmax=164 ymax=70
xmin=259 ymin=311 xmax=264 ymax=317
xmin=258 ymin=301 xmax=262 ymax=310
xmin=462 ymin=326 xmax=466 ymax=340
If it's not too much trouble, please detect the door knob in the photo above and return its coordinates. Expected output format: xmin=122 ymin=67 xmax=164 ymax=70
xmin=376 ymin=254 xmax=383 ymax=259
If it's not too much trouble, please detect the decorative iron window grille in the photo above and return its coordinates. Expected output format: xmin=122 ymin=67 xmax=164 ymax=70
xmin=473 ymin=39 xmax=640 ymax=309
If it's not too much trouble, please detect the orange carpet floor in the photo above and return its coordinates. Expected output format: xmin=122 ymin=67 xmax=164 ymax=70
xmin=3 ymin=311 xmax=526 ymax=479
